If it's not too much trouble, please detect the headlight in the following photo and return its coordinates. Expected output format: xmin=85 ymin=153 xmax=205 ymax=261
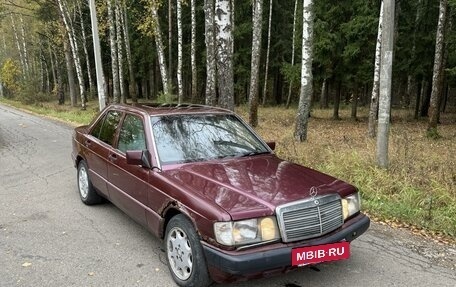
xmin=214 ymin=216 xmax=280 ymax=246
xmin=342 ymin=192 xmax=361 ymax=220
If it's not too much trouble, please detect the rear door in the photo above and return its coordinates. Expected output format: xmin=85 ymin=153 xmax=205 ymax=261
xmin=84 ymin=110 xmax=122 ymax=197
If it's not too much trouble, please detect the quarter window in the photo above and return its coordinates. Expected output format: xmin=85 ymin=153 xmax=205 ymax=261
xmin=118 ymin=115 xmax=146 ymax=153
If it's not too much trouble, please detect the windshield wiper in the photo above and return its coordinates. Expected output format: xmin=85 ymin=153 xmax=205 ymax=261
xmin=239 ymin=151 xmax=270 ymax=157
xmin=213 ymin=140 xmax=256 ymax=152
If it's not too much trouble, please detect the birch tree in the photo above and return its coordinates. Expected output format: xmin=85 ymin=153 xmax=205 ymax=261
xmin=115 ymin=1 xmax=126 ymax=103
xmin=107 ymin=0 xmax=120 ymax=103
xmin=122 ymin=4 xmax=136 ymax=103
xmin=368 ymin=1 xmax=383 ymax=138
xmin=177 ymin=0 xmax=183 ymax=103
xmin=215 ymin=0 xmax=234 ymax=111
xmin=19 ymin=16 xmax=29 ymax=75
xmin=10 ymin=15 xmax=26 ymax=75
xmin=77 ymin=0 xmax=95 ymax=99
xmin=58 ymin=0 xmax=87 ymax=109
xmin=376 ymin=0 xmax=395 ymax=168
xmin=150 ymin=3 xmax=169 ymax=95
xmin=294 ymin=0 xmax=314 ymax=142
xmin=190 ymin=0 xmax=197 ymax=101
xmin=286 ymin=0 xmax=298 ymax=109
xmin=261 ymin=0 xmax=272 ymax=106
xmin=168 ymin=0 xmax=173 ymax=91
xmin=204 ymin=0 xmax=217 ymax=105
xmin=428 ymin=0 xmax=448 ymax=134
xmin=248 ymin=0 xmax=263 ymax=127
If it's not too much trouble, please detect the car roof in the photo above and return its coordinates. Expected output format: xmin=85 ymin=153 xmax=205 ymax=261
xmin=107 ymin=103 xmax=233 ymax=117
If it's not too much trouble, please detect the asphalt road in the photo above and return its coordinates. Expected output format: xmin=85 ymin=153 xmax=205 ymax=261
xmin=0 ymin=103 xmax=455 ymax=287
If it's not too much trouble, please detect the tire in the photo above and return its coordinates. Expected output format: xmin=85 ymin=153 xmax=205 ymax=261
xmin=77 ymin=160 xmax=103 ymax=205
xmin=165 ymin=214 xmax=212 ymax=287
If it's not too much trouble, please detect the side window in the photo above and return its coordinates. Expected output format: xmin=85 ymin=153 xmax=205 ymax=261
xmin=118 ymin=114 xmax=146 ymax=153
xmin=90 ymin=115 xmax=105 ymax=139
xmin=91 ymin=110 xmax=121 ymax=146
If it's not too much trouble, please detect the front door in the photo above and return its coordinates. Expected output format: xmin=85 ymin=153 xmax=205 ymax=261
xmin=107 ymin=113 xmax=149 ymax=226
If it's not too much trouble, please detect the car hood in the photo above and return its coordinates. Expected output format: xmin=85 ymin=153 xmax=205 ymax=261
xmin=164 ymin=155 xmax=356 ymax=220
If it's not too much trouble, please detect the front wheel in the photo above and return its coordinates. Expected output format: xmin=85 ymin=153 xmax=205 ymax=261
xmin=165 ymin=214 xmax=212 ymax=287
xmin=77 ymin=160 xmax=103 ymax=205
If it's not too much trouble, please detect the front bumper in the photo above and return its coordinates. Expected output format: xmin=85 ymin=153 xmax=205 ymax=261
xmin=202 ymin=213 xmax=370 ymax=282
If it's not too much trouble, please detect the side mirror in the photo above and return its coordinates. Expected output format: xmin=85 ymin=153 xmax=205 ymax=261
xmin=266 ymin=141 xmax=276 ymax=151
xmin=126 ymin=150 xmax=152 ymax=169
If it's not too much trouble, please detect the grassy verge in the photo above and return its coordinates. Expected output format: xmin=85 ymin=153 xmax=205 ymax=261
xmin=2 ymin=98 xmax=455 ymax=240
xmin=0 ymin=98 xmax=97 ymax=126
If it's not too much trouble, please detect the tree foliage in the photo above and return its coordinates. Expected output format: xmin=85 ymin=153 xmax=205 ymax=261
xmin=0 ymin=0 xmax=453 ymax=120
xmin=0 ymin=58 xmax=21 ymax=97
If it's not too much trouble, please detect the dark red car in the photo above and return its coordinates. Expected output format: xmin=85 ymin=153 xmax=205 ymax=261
xmin=71 ymin=104 xmax=370 ymax=286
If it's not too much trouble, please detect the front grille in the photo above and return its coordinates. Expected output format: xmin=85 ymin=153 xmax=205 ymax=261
xmin=276 ymin=194 xmax=343 ymax=243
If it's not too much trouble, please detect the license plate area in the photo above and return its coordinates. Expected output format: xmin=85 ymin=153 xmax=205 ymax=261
xmin=292 ymin=242 xmax=350 ymax=266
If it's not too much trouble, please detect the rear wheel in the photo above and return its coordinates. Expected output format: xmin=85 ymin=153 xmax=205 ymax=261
xmin=77 ymin=160 xmax=103 ymax=205
xmin=165 ymin=214 xmax=212 ymax=287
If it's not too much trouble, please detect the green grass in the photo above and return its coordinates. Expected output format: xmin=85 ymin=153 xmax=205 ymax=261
xmin=2 ymin=98 xmax=455 ymax=240
xmin=0 ymin=98 xmax=97 ymax=126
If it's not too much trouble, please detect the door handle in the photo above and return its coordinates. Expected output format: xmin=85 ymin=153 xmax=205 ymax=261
xmin=84 ymin=139 xmax=92 ymax=147
xmin=108 ymin=153 xmax=118 ymax=161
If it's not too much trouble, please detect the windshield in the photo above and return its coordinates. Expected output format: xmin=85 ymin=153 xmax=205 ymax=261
xmin=151 ymin=114 xmax=269 ymax=164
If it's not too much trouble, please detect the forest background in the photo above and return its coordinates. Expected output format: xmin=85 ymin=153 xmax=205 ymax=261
xmin=0 ymin=0 xmax=455 ymax=241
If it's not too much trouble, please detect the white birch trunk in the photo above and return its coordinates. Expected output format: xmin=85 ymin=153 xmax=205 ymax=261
xmin=204 ymin=0 xmax=217 ymax=105
xmin=77 ymin=0 xmax=95 ymax=99
xmin=58 ymin=0 xmax=87 ymax=109
xmin=286 ymin=0 xmax=298 ymax=108
xmin=231 ymin=0 xmax=235 ymax=53
xmin=19 ymin=16 xmax=30 ymax=75
xmin=248 ymin=0 xmax=263 ymax=127
xmin=10 ymin=16 xmax=26 ymax=76
xmin=215 ymin=0 xmax=234 ymax=111
xmin=376 ymin=0 xmax=395 ymax=168
xmin=107 ymin=0 xmax=120 ymax=103
xmin=151 ymin=5 xmax=170 ymax=95
xmin=190 ymin=0 xmax=197 ymax=102
xmin=88 ymin=0 xmax=107 ymax=110
xmin=169 ymin=0 xmax=173 ymax=91
xmin=368 ymin=1 xmax=383 ymax=138
xmin=122 ymin=4 xmax=137 ymax=103
xmin=294 ymin=0 xmax=314 ymax=142
xmin=261 ymin=0 xmax=272 ymax=106
xmin=115 ymin=1 xmax=126 ymax=103
xmin=428 ymin=0 xmax=447 ymax=131
xmin=177 ymin=0 xmax=183 ymax=103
